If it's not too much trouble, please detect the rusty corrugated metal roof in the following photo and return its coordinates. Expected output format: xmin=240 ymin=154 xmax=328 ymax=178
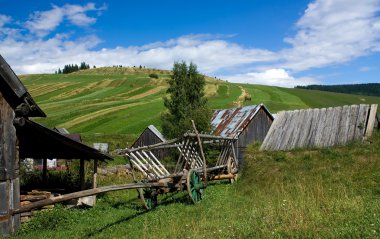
xmin=211 ymin=104 xmax=272 ymax=138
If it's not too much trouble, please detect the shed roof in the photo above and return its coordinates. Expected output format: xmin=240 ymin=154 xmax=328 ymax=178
xmin=147 ymin=125 xmax=166 ymax=142
xmin=16 ymin=119 xmax=112 ymax=160
xmin=211 ymin=104 xmax=273 ymax=138
xmin=0 ymin=55 xmax=45 ymax=117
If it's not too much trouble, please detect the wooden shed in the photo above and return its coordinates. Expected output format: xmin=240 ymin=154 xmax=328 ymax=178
xmin=132 ymin=125 xmax=169 ymax=160
xmin=0 ymin=55 xmax=111 ymax=236
xmin=211 ymin=104 xmax=274 ymax=162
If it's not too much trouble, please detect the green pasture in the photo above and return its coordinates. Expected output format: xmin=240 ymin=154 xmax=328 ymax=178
xmin=12 ymin=132 xmax=380 ymax=238
xmin=20 ymin=68 xmax=380 ymax=138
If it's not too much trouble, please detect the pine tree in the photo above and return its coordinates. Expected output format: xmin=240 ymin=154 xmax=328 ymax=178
xmin=161 ymin=61 xmax=211 ymax=139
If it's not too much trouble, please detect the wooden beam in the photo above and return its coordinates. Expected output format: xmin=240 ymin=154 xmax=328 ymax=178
xmin=79 ymin=159 xmax=85 ymax=190
xmin=93 ymin=159 xmax=98 ymax=189
xmin=191 ymin=120 xmax=207 ymax=185
xmin=11 ymin=182 xmax=163 ymax=215
xmin=42 ymin=159 xmax=47 ymax=185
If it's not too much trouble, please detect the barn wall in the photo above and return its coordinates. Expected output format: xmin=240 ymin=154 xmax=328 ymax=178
xmin=132 ymin=129 xmax=169 ymax=160
xmin=237 ymin=108 xmax=273 ymax=162
xmin=0 ymin=92 xmax=20 ymax=236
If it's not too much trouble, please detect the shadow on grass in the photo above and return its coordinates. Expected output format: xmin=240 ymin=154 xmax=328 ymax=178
xmin=86 ymin=181 xmax=231 ymax=237
xmin=85 ymin=210 xmax=148 ymax=238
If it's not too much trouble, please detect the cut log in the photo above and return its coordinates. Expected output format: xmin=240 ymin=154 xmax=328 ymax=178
xmin=20 ymin=194 xmax=48 ymax=202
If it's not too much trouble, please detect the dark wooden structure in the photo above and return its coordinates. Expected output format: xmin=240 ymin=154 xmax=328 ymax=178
xmin=211 ymin=104 xmax=274 ymax=163
xmin=0 ymin=55 xmax=111 ymax=236
xmin=132 ymin=125 xmax=169 ymax=160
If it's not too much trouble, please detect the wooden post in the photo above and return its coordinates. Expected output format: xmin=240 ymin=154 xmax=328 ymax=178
xmin=93 ymin=159 xmax=98 ymax=189
xmin=0 ymin=93 xmax=20 ymax=236
xmin=42 ymin=158 xmax=47 ymax=186
xmin=191 ymin=120 xmax=207 ymax=185
xmin=79 ymin=159 xmax=85 ymax=190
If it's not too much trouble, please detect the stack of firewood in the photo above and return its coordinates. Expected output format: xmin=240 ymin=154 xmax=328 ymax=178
xmin=20 ymin=190 xmax=56 ymax=223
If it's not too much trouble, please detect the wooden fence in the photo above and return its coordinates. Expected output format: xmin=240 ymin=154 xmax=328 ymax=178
xmin=260 ymin=104 xmax=378 ymax=151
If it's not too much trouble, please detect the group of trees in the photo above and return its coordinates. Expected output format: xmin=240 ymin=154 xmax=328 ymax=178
xmin=296 ymin=83 xmax=380 ymax=97
xmin=56 ymin=62 xmax=91 ymax=74
xmin=161 ymin=61 xmax=211 ymax=139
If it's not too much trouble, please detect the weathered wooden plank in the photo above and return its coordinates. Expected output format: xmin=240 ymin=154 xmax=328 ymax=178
xmin=0 ymin=182 xmax=8 ymax=215
xmin=305 ymin=108 xmax=320 ymax=148
xmin=261 ymin=111 xmax=284 ymax=150
xmin=0 ymin=120 xmax=4 ymax=180
xmin=273 ymin=111 xmax=291 ymax=150
xmin=353 ymin=104 xmax=369 ymax=140
xmin=313 ymin=108 xmax=327 ymax=148
xmin=0 ymin=94 xmax=6 ymax=181
xmin=286 ymin=110 xmax=303 ymax=150
xmin=327 ymin=107 xmax=340 ymax=146
xmin=365 ymin=104 xmax=378 ymax=138
xmin=269 ymin=111 xmax=287 ymax=150
xmin=0 ymin=181 xmax=9 ymax=236
xmin=283 ymin=110 xmax=301 ymax=150
xmin=337 ymin=105 xmax=350 ymax=145
xmin=296 ymin=109 xmax=313 ymax=148
xmin=319 ymin=107 xmax=332 ymax=147
xmin=347 ymin=105 xmax=359 ymax=141
xmin=11 ymin=178 xmax=20 ymax=230
xmin=278 ymin=111 xmax=297 ymax=150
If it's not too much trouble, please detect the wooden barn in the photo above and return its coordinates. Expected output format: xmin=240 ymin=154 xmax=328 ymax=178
xmin=0 ymin=55 xmax=111 ymax=236
xmin=211 ymin=104 xmax=274 ymax=162
xmin=132 ymin=125 xmax=169 ymax=160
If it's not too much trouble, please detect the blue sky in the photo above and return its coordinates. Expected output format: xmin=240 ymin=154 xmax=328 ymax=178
xmin=1 ymin=0 xmax=380 ymax=87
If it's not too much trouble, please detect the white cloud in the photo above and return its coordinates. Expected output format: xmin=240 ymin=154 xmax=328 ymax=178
xmin=24 ymin=3 xmax=105 ymax=37
xmin=222 ymin=69 xmax=319 ymax=88
xmin=25 ymin=6 xmax=65 ymax=37
xmin=280 ymin=0 xmax=380 ymax=71
xmin=0 ymin=14 xmax=11 ymax=27
xmin=359 ymin=66 xmax=376 ymax=72
xmin=0 ymin=33 xmax=277 ymax=75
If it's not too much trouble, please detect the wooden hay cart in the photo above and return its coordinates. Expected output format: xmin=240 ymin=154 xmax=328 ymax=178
xmin=126 ymin=123 xmax=238 ymax=209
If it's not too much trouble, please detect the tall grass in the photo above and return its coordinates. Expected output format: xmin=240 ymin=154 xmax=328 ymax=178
xmin=11 ymin=132 xmax=380 ymax=239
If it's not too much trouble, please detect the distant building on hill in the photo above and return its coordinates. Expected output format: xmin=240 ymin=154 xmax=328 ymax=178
xmin=211 ymin=104 xmax=274 ymax=163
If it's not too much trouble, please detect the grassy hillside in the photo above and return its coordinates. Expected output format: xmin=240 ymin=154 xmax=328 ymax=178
xmin=20 ymin=67 xmax=380 ymax=142
xmin=12 ymin=132 xmax=380 ymax=238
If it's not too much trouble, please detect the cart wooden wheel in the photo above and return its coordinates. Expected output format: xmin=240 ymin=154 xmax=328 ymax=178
xmin=186 ymin=169 xmax=204 ymax=204
xmin=138 ymin=187 xmax=157 ymax=210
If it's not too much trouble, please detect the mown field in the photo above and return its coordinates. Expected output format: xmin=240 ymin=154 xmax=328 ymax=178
xmin=20 ymin=67 xmax=380 ymax=147
xmin=12 ymin=132 xmax=380 ymax=238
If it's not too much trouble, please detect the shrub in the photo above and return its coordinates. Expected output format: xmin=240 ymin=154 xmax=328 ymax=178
xmin=149 ymin=73 xmax=159 ymax=79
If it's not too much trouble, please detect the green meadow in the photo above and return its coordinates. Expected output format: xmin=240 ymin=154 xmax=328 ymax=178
xmin=13 ymin=132 xmax=380 ymax=238
xmin=20 ymin=67 xmax=380 ymax=144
